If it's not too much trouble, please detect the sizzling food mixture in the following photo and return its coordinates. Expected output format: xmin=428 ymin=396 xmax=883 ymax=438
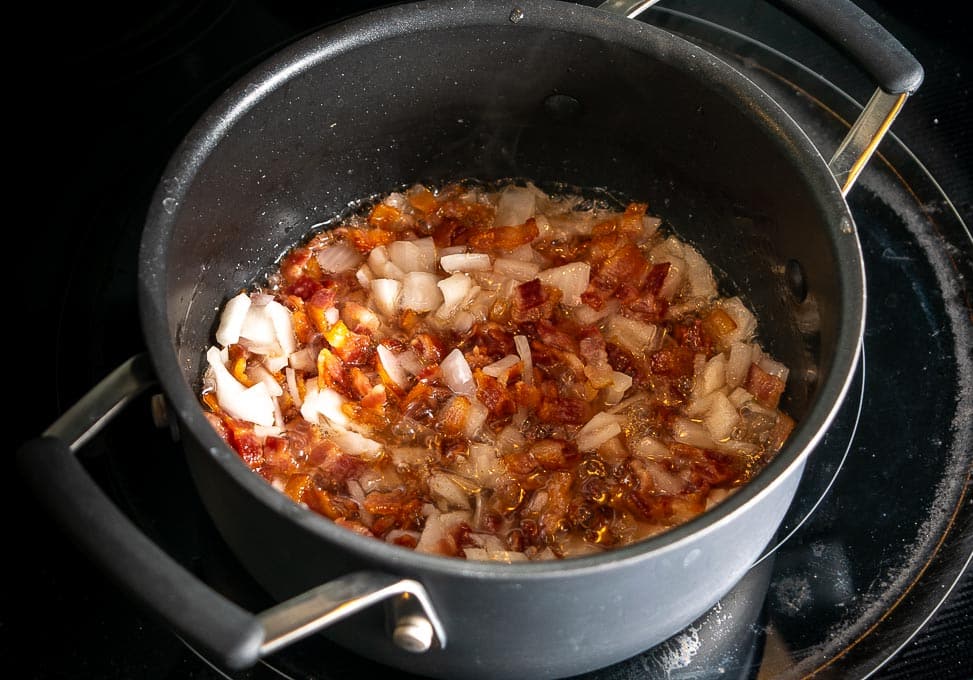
xmin=201 ymin=181 xmax=795 ymax=561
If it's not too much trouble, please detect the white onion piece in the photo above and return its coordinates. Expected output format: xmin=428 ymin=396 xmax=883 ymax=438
xmin=644 ymin=459 xmax=686 ymax=494
xmin=239 ymin=305 xmax=277 ymax=350
xmin=370 ymin=278 xmax=402 ymax=318
xmin=441 ymin=348 xmax=475 ymax=395
xmin=253 ymin=424 xmax=282 ymax=439
xmin=400 ymin=272 xmax=443 ymax=312
xmin=537 ymin=262 xmax=590 ymax=306
xmin=702 ymin=392 xmax=740 ymax=440
xmin=316 ymin=243 xmax=362 ymax=273
xmin=577 ymin=412 xmax=623 ymax=452
xmin=451 ymin=310 xmax=475 ymax=334
xmin=396 ymin=348 xmax=424 ymax=377
xmin=463 ymin=547 xmax=528 ymax=563
xmin=632 ymin=435 xmax=671 ymax=460
xmin=429 ymin=473 xmax=471 ymax=510
xmin=758 ymin=355 xmax=790 ymax=383
xmin=726 ymin=342 xmax=753 ymax=389
xmin=482 ymin=354 xmax=521 ymax=382
xmin=606 ymin=315 xmax=658 ymax=355
xmin=728 ymin=387 xmax=753 ymax=408
xmin=493 ymin=258 xmax=541 ymax=280
xmin=206 ymin=346 xmax=276 ymax=426
xmin=248 ymin=363 xmax=283 ymax=397
xmin=694 ymin=353 xmax=727 ymax=399
xmin=679 ymin=243 xmax=717 ymax=300
xmin=514 ymin=335 xmax=532 ymax=385
xmin=288 ymin=347 xmax=317 ymax=372
xmin=464 ymin=398 xmax=489 ymax=439
xmin=377 ymin=344 xmax=411 ymax=391
xmin=355 ymin=264 xmax=373 ymax=288
xmin=324 ymin=307 xmax=340 ymax=326
xmin=435 ymin=273 xmax=474 ymax=319
xmin=265 ymin=300 xmax=297 ymax=356
xmin=285 ymin=367 xmax=302 ymax=407
xmin=439 ymin=245 xmax=468 ymax=257
xmin=332 ymin=427 xmax=383 ymax=460
xmin=416 ymin=510 xmax=471 ymax=555
xmin=391 ymin=446 xmax=435 ymax=467
xmin=440 ymin=252 xmax=492 ymax=273
xmin=573 ymin=300 xmax=618 ymax=325
xmin=494 ymin=185 xmax=535 ymax=227
xmin=720 ymin=297 xmax=757 ymax=344
xmin=603 ymin=371 xmax=633 ymax=405
xmin=657 ymin=255 xmax=686 ymax=300
xmin=672 ymin=416 xmax=717 ymax=449
xmin=299 ymin=382 xmax=349 ymax=427
xmin=386 ymin=239 xmax=436 ymax=274
xmin=215 ymin=293 xmax=251 ymax=347
xmin=263 ymin=354 xmax=288 ymax=373
xmin=368 ymin=245 xmax=405 ymax=280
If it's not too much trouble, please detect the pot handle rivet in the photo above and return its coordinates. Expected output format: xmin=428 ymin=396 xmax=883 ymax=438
xmin=393 ymin=614 xmax=436 ymax=653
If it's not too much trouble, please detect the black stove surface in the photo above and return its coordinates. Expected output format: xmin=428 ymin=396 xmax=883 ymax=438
xmin=9 ymin=1 xmax=971 ymax=679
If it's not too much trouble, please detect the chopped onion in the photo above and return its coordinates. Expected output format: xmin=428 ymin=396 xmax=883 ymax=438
xmin=247 ymin=363 xmax=283 ymax=397
xmin=463 ymin=547 xmax=528 ymax=563
xmin=702 ymin=392 xmax=740 ymax=440
xmin=239 ymin=304 xmax=277 ymax=351
xmin=429 ymin=473 xmax=472 ymax=510
xmin=537 ymin=262 xmax=590 ymax=306
xmin=215 ymin=292 xmax=251 ymax=347
xmin=493 ymin=258 xmax=541 ymax=280
xmin=441 ymin=348 xmax=475 ymax=395
xmin=728 ymin=386 xmax=753 ymax=408
xmin=605 ymin=315 xmax=658 ymax=355
xmin=299 ymin=382 xmax=348 ymax=427
xmin=758 ymin=355 xmax=790 ymax=383
xmin=370 ymin=278 xmax=402 ymax=318
xmin=464 ymin=398 xmax=489 ymax=439
xmin=631 ymin=435 xmax=670 ymax=460
xmin=440 ymin=252 xmax=492 ymax=273
xmin=514 ymin=335 xmax=532 ymax=385
xmin=265 ymin=300 xmax=297 ymax=355
xmin=316 ymin=243 xmax=362 ymax=273
xmin=720 ymin=297 xmax=757 ymax=344
xmin=573 ymin=300 xmax=618 ymax=325
xmin=263 ymin=354 xmax=288 ymax=373
xmin=400 ymin=272 xmax=443 ymax=312
xmin=577 ymin=412 xmax=623 ymax=452
xmin=694 ymin=353 xmax=727 ymax=399
xmin=494 ymin=185 xmax=535 ymax=227
xmin=355 ymin=264 xmax=373 ymax=288
xmin=726 ymin=341 xmax=753 ymax=389
xmin=368 ymin=245 xmax=405 ymax=280
xmin=206 ymin=346 xmax=276 ymax=426
xmin=672 ymin=416 xmax=717 ymax=449
xmin=377 ymin=344 xmax=411 ymax=391
xmin=482 ymin=354 xmax=521 ymax=382
xmin=603 ymin=370 xmax=633 ymax=405
xmin=285 ymin=367 xmax=302 ymax=407
xmin=288 ymin=347 xmax=317 ymax=372
xmin=389 ymin=239 xmax=436 ymax=274
xmin=681 ymin=243 xmax=718 ymax=300
xmin=331 ymin=427 xmax=383 ymax=460
xmin=436 ymin=273 xmax=474 ymax=319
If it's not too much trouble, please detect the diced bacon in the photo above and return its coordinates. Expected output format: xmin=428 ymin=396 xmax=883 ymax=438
xmin=745 ymin=362 xmax=786 ymax=409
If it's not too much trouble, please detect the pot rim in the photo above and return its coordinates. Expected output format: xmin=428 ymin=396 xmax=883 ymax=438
xmin=138 ymin=0 xmax=865 ymax=578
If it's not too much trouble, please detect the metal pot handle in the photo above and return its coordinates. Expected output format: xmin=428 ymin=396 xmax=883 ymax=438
xmin=15 ymin=354 xmax=446 ymax=670
xmin=600 ymin=0 xmax=924 ymax=195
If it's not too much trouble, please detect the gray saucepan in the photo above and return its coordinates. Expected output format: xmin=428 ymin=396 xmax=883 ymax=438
xmin=17 ymin=1 xmax=922 ymax=678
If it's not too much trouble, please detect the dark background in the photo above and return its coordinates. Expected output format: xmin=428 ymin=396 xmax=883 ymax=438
xmin=9 ymin=1 xmax=970 ymax=678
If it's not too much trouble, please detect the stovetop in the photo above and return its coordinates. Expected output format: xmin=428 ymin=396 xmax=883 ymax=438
xmin=9 ymin=1 xmax=971 ymax=678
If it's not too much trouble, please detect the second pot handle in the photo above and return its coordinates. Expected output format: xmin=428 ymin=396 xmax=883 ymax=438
xmin=600 ymin=0 xmax=924 ymax=195
xmin=16 ymin=354 xmax=446 ymax=670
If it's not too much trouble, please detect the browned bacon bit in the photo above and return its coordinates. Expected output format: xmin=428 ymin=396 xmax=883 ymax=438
xmin=468 ymin=218 xmax=539 ymax=252
xmin=745 ymin=363 xmax=786 ymax=409
xmin=201 ymin=181 xmax=796 ymax=561
xmin=511 ymin=279 xmax=562 ymax=323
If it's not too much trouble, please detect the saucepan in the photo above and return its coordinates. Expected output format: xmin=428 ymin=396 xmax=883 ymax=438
xmin=16 ymin=1 xmax=922 ymax=678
